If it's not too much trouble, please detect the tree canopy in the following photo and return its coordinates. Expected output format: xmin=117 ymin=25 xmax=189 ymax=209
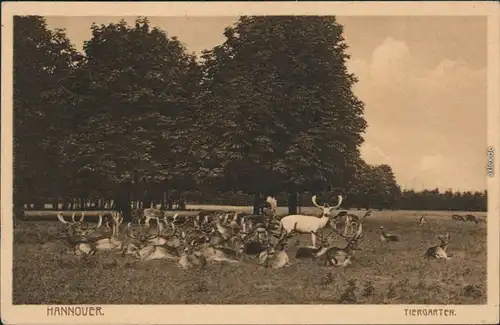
xmin=13 ymin=15 xmax=81 ymax=209
xmin=196 ymin=16 xmax=366 ymax=197
xmin=12 ymin=15 xmax=486 ymax=215
xmin=61 ymin=18 xmax=202 ymax=192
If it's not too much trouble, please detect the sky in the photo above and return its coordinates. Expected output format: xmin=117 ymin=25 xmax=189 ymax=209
xmin=44 ymin=16 xmax=488 ymax=192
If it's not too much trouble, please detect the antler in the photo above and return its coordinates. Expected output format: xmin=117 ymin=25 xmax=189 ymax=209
xmin=354 ymin=222 xmax=364 ymax=239
xmin=57 ymin=212 xmax=73 ymax=224
xmin=86 ymin=213 xmax=103 ymax=231
xmin=311 ymin=195 xmax=325 ymax=209
xmin=146 ymin=217 xmax=162 ymax=240
xmin=266 ymin=196 xmax=278 ymax=212
xmin=331 ymin=195 xmax=343 ymax=209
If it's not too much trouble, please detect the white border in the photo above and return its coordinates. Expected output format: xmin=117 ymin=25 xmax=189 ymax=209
xmin=1 ymin=2 xmax=499 ymax=324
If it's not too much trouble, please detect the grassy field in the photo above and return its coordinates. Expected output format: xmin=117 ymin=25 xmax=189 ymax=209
xmin=12 ymin=207 xmax=487 ymax=304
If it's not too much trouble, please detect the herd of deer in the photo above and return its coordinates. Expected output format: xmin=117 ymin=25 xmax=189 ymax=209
xmin=54 ymin=195 xmax=482 ymax=269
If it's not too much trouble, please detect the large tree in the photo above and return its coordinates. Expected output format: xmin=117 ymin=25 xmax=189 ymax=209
xmin=196 ymin=16 xmax=366 ymax=213
xmin=62 ymin=17 xmax=202 ymax=219
xmin=347 ymin=161 xmax=401 ymax=209
xmin=13 ymin=15 xmax=81 ymax=215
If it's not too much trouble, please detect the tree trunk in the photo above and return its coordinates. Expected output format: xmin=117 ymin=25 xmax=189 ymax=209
xmin=178 ymin=195 xmax=186 ymax=210
xmin=167 ymin=192 xmax=173 ymax=210
xmin=115 ymin=184 xmax=132 ymax=222
xmin=13 ymin=188 xmax=25 ymax=220
xmin=253 ymin=193 xmax=261 ymax=215
xmin=288 ymin=192 xmax=298 ymax=215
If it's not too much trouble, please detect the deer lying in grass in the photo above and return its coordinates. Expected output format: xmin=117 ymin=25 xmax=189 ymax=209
xmin=59 ymin=213 xmax=123 ymax=255
xmin=417 ymin=215 xmax=427 ymax=226
xmin=295 ymin=231 xmax=333 ymax=260
xmin=195 ymin=233 xmax=245 ymax=264
xmin=237 ymin=221 xmax=285 ymax=259
xmin=178 ymin=238 xmax=208 ymax=269
xmin=425 ymin=233 xmax=452 ymax=260
xmin=214 ymin=214 xmax=240 ymax=242
xmin=379 ymin=226 xmax=400 ymax=242
xmin=57 ymin=212 xmax=87 ymax=236
xmin=465 ymin=214 xmax=479 ymax=224
xmin=258 ymin=227 xmax=297 ymax=269
xmin=147 ymin=218 xmax=185 ymax=247
xmin=279 ymin=195 xmax=343 ymax=248
xmin=317 ymin=222 xmax=365 ymax=267
xmin=122 ymin=222 xmax=180 ymax=261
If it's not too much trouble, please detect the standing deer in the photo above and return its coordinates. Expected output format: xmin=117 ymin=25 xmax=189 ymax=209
xmin=279 ymin=195 xmax=343 ymax=248
xmin=105 ymin=211 xmax=124 ymax=237
xmin=332 ymin=210 xmax=373 ymax=236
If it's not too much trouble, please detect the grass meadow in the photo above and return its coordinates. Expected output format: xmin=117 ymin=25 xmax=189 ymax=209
xmin=12 ymin=207 xmax=487 ymax=304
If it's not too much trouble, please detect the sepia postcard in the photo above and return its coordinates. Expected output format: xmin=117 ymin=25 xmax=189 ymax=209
xmin=1 ymin=1 xmax=499 ymax=324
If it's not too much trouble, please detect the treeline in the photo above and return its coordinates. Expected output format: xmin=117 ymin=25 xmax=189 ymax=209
xmin=13 ymin=16 xmax=486 ymax=220
xmin=394 ymin=189 xmax=487 ymax=212
xmin=24 ymin=188 xmax=487 ymax=212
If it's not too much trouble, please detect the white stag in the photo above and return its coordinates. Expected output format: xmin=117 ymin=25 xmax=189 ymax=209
xmin=279 ymin=195 xmax=343 ymax=248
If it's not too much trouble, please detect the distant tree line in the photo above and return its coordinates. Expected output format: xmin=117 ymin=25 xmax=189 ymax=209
xmin=23 ymin=188 xmax=487 ymax=213
xmin=13 ymin=16 xmax=487 ymax=220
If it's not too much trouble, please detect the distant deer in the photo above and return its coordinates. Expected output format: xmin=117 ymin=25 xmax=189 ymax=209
xmin=465 ymin=214 xmax=479 ymax=224
xmin=379 ymin=226 xmax=400 ymax=242
xmin=417 ymin=215 xmax=427 ymax=226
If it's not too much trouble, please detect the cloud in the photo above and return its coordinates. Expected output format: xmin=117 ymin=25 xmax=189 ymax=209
xmin=348 ymin=37 xmax=487 ymax=191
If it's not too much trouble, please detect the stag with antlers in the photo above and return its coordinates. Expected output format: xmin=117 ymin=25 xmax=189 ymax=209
xmin=122 ymin=222 xmax=180 ymax=261
xmin=319 ymin=222 xmax=365 ymax=267
xmin=279 ymin=195 xmax=343 ymax=248
xmin=257 ymin=224 xmax=298 ymax=269
xmin=57 ymin=213 xmax=123 ymax=256
xmin=331 ymin=210 xmax=373 ymax=237
xmin=425 ymin=233 xmax=452 ymax=260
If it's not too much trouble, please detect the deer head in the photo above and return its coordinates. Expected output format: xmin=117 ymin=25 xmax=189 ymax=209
xmin=437 ymin=232 xmax=451 ymax=245
xmin=312 ymin=195 xmax=343 ymax=217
